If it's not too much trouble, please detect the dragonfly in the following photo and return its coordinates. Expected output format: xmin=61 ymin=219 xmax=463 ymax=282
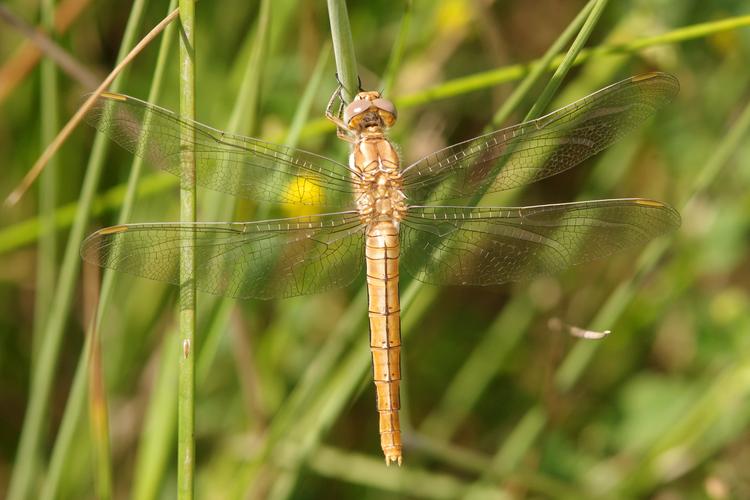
xmin=81 ymin=72 xmax=681 ymax=466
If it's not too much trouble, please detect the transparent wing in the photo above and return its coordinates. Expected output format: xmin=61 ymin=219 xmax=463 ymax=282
xmin=400 ymin=199 xmax=680 ymax=286
xmin=401 ymin=73 xmax=679 ymax=203
xmin=86 ymin=93 xmax=358 ymax=207
xmin=81 ymin=212 xmax=365 ymax=299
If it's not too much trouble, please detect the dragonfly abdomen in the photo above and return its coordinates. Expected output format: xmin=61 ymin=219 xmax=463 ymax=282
xmin=365 ymin=220 xmax=402 ymax=465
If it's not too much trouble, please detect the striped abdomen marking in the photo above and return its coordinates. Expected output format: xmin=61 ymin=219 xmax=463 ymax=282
xmin=365 ymin=220 xmax=402 ymax=465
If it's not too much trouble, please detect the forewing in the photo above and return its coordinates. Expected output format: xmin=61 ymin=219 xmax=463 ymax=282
xmin=86 ymin=93 xmax=357 ymax=207
xmin=401 ymin=73 xmax=679 ymax=203
xmin=400 ymin=199 xmax=680 ymax=286
xmin=81 ymin=212 xmax=365 ymax=299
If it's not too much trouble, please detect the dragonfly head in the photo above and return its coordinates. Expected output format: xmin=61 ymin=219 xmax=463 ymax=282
xmin=344 ymin=91 xmax=397 ymax=131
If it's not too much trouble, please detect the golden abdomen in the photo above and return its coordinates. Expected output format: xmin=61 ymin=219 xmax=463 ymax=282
xmin=365 ymin=220 xmax=402 ymax=465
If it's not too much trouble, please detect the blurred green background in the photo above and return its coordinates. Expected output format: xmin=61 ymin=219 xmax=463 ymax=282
xmin=2 ymin=0 xmax=750 ymax=498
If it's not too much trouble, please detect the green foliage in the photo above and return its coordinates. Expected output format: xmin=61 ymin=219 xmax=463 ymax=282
xmin=2 ymin=0 xmax=750 ymax=498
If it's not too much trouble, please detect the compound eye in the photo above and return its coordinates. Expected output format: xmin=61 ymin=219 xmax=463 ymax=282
xmin=372 ymin=98 xmax=397 ymax=126
xmin=344 ymin=99 xmax=371 ymax=127
xmin=372 ymin=98 xmax=396 ymax=116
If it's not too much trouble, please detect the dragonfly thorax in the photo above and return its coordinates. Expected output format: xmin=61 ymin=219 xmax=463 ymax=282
xmin=350 ymin=131 xmax=406 ymax=223
xmin=356 ymin=171 xmax=406 ymax=223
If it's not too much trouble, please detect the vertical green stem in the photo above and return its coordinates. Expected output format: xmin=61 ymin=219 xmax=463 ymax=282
xmin=132 ymin=5 xmax=276 ymax=496
xmin=178 ymin=0 xmax=196 ymax=497
xmin=34 ymin=0 xmax=58 ymax=358
xmin=35 ymin=0 xmax=61 ymax=485
xmin=327 ymin=0 xmax=359 ymax=101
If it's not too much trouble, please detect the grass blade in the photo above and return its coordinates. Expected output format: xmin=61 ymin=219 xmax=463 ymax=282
xmin=525 ymin=0 xmax=609 ymax=119
xmin=33 ymin=0 xmax=60 ymax=362
xmin=177 ymin=0 xmax=197 ymax=496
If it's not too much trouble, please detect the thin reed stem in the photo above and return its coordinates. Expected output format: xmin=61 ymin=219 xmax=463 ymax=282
xmin=525 ymin=0 xmax=609 ymax=119
xmin=327 ymin=0 xmax=359 ymax=101
xmin=177 ymin=0 xmax=197 ymax=496
xmin=33 ymin=0 xmax=59 ymax=364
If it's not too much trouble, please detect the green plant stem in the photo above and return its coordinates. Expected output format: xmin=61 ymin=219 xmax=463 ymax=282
xmin=399 ymin=14 xmax=750 ymax=108
xmin=130 ymin=4 xmax=279 ymax=496
xmin=327 ymin=0 xmax=358 ymax=100
xmin=526 ymin=0 xmax=609 ymax=119
xmin=285 ymin=43 xmax=331 ymax=146
xmin=240 ymin=0 xmax=270 ymax=138
xmin=33 ymin=0 xmax=59 ymax=362
xmin=419 ymin=296 xmax=535 ymax=439
xmin=6 ymin=2 xmax=148 ymax=499
xmin=177 ymin=0 xmax=197 ymax=496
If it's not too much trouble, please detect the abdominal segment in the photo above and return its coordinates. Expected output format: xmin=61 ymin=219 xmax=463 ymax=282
xmin=365 ymin=220 xmax=403 ymax=465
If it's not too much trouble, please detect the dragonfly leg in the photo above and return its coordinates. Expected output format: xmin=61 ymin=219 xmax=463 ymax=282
xmin=333 ymin=72 xmax=363 ymax=98
xmin=325 ymin=84 xmax=355 ymax=143
xmin=325 ymin=84 xmax=345 ymax=121
xmin=335 ymin=127 xmax=356 ymax=144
